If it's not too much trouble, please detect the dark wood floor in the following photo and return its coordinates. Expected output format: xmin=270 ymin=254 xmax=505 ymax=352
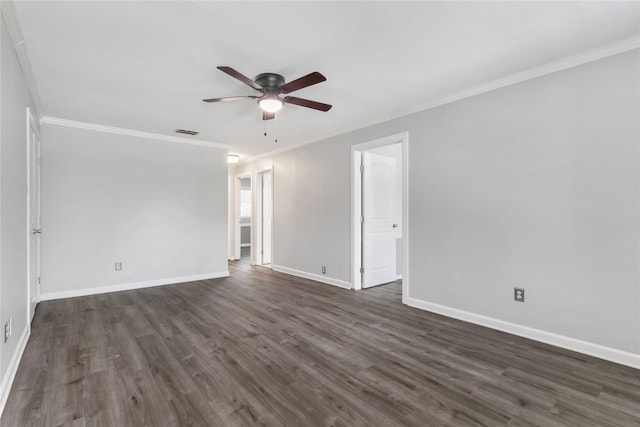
xmin=3 ymin=259 xmax=640 ymax=426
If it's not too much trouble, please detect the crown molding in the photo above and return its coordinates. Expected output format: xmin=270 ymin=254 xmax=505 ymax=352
xmin=1 ymin=1 xmax=45 ymax=118
xmin=239 ymin=37 xmax=640 ymax=165
xmin=400 ymin=36 xmax=640 ymax=117
xmin=40 ymin=116 xmax=229 ymax=150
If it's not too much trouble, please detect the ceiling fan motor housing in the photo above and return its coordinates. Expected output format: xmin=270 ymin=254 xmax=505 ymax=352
xmin=255 ymin=73 xmax=286 ymax=91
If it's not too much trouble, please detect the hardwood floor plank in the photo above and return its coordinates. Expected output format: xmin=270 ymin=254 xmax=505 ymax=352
xmin=2 ymin=259 xmax=639 ymax=426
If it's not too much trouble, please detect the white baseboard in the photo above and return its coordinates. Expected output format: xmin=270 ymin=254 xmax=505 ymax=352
xmin=406 ymin=297 xmax=640 ymax=369
xmin=396 ymin=274 xmax=403 ymax=280
xmin=0 ymin=325 xmax=30 ymax=418
xmin=240 ymin=243 xmax=250 ymax=248
xmin=272 ymin=265 xmax=352 ymax=290
xmin=40 ymin=271 xmax=230 ymax=301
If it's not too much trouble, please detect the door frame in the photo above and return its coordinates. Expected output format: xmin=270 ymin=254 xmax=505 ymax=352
xmin=254 ymin=166 xmax=274 ymax=267
xmin=351 ymin=132 xmax=409 ymax=303
xmin=26 ymin=107 xmax=41 ymax=323
xmin=234 ymin=172 xmax=252 ymax=260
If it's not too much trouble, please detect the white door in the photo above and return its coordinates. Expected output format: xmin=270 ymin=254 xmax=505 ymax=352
xmin=260 ymin=171 xmax=273 ymax=265
xmin=28 ymin=115 xmax=41 ymax=320
xmin=363 ymin=152 xmax=396 ymax=288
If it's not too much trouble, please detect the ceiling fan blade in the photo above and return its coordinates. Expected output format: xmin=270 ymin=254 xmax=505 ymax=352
xmin=217 ymin=66 xmax=263 ymax=91
xmin=280 ymin=72 xmax=326 ymax=94
xmin=262 ymin=111 xmax=276 ymax=120
xmin=284 ymin=96 xmax=332 ymax=112
xmin=202 ymin=95 xmax=259 ymax=103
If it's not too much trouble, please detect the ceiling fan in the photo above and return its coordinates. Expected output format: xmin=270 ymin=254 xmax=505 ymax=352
xmin=203 ymin=66 xmax=332 ymax=120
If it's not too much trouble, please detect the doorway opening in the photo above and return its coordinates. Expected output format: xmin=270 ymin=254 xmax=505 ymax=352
xmin=351 ymin=132 xmax=408 ymax=304
xmin=234 ymin=174 xmax=252 ymax=262
xmin=255 ymin=168 xmax=273 ymax=267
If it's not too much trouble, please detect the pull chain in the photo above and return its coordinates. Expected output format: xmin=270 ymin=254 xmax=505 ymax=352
xmin=263 ymin=118 xmax=278 ymax=143
xmin=274 ymin=115 xmax=279 ymax=143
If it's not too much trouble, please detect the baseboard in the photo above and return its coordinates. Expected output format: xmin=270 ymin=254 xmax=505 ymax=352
xmin=240 ymin=244 xmax=250 ymax=248
xmin=0 ymin=325 xmax=30 ymax=418
xmin=406 ymin=297 xmax=640 ymax=369
xmin=272 ymin=265 xmax=352 ymax=290
xmin=40 ymin=271 xmax=230 ymax=301
xmin=396 ymin=274 xmax=403 ymax=280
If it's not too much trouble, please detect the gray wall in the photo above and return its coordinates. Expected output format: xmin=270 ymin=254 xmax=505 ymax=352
xmin=0 ymin=12 xmax=36 ymax=395
xmin=40 ymin=124 xmax=229 ymax=295
xmin=239 ymin=50 xmax=639 ymax=354
xmin=240 ymin=226 xmax=251 ymax=245
xmin=409 ymin=50 xmax=639 ymax=354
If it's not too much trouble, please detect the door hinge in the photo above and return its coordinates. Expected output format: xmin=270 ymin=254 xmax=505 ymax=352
xmin=360 ymin=216 xmax=364 ymax=224
xmin=360 ymin=267 xmax=364 ymax=274
xmin=37 ymin=277 xmax=41 ymax=284
xmin=360 ymin=164 xmax=364 ymax=173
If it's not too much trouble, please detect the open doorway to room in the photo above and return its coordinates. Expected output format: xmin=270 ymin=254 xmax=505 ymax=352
xmin=255 ymin=167 xmax=273 ymax=267
xmin=234 ymin=174 xmax=252 ymax=262
xmin=352 ymin=132 xmax=408 ymax=304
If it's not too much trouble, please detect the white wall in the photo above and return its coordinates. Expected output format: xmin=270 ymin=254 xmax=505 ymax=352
xmin=0 ymin=9 xmax=37 ymax=412
xmin=40 ymin=124 xmax=229 ymax=298
xmin=238 ymin=50 xmax=640 ymax=362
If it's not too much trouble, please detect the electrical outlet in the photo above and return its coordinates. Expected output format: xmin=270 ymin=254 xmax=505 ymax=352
xmin=322 ymin=266 xmax=326 ymax=274
xmin=514 ymin=287 xmax=525 ymax=302
xmin=115 ymin=262 xmax=122 ymax=271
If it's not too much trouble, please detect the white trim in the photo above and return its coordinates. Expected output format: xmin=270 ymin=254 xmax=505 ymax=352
xmin=401 ymin=135 xmax=409 ymax=305
xmin=25 ymin=108 xmax=30 ymax=329
xmin=1 ymin=2 xmax=45 ymax=118
xmin=0 ymin=326 xmax=30 ymax=418
xmin=239 ymin=38 xmax=639 ymax=166
xmin=0 ymin=4 xmax=3 ymax=394
xmin=272 ymin=265 xmax=352 ymax=290
xmin=351 ymin=150 xmax=362 ymax=289
xmin=254 ymin=167 xmax=274 ymax=266
xmin=406 ymin=297 xmax=640 ymax=370
xmin=25 ymin=108 xmax=41 ymax=324
xmin=40 ymin=116 xmax=229 ymax=150
xmin=40 ymin=271 xmax=229 ymax=301
xmin=240 ymin=243 xmax=251 ymax=248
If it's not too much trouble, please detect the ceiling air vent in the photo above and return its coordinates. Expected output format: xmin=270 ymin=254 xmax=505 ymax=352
xmin=175 ymin=129 xmax=199 ymax=136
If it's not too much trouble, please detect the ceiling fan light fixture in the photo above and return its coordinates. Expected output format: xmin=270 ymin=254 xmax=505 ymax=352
xmin=227 ymin=154 xmax=240 ymax=164
xmin=259 ymin=97 xmax=283 ymax=113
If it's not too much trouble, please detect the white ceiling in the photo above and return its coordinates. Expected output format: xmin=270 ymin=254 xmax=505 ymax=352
xmin=11 ymin=1 xmax=640 ymax=159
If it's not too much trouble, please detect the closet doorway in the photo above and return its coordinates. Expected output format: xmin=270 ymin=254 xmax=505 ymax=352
xmin=234 ymin=174 xmax=252 ymax=261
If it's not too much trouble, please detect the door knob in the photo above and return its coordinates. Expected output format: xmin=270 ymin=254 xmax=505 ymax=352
xmin=392 ymin=224 xmax=398 ymax=228
xmin=32 ymin=228 xmax=41 ymax=235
